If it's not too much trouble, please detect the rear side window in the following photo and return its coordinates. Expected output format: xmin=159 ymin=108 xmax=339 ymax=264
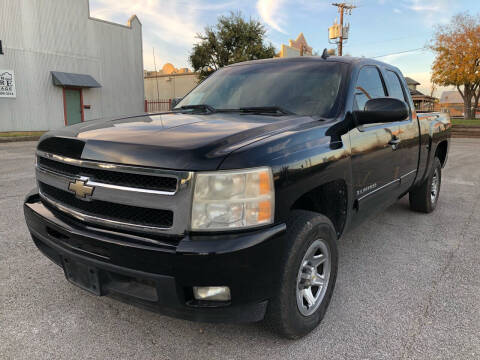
xmin=354 ymin=66 xmax=386 ymax=111
xmin=385 ymin=70 xmax=407 ymax=101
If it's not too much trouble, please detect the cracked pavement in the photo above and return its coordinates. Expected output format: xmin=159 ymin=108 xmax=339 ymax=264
xmin=1 ymin=139 xmax=479 ymax=360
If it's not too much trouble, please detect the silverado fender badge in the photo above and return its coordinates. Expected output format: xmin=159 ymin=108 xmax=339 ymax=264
xmin=356 ymin=183 xmax=378 ymax=196
xmin=68 ymin=178 xmax=94 ymax=200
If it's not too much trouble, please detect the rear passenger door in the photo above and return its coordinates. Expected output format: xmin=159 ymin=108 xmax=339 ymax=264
xmin=382 ymin=69 xmax=418 ymax=195
xmin=349 ymin=66 xmax=400 ymax=223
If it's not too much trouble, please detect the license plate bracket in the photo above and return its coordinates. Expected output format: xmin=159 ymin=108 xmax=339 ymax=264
xmin=63 ymin=257 xmax=101 ymax=296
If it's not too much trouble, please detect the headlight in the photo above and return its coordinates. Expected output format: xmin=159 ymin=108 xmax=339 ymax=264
xmin=191 ymin=167 xmax=274 ymax=230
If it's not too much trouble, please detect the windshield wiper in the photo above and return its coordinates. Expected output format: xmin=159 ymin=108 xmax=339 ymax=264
xmin=175 ymin=105 xmax=294 ymax=116
xmin=238 ymin=106 xmax=294 ymax=115
xmin=176 ymin=104 xmax=216 ymax=113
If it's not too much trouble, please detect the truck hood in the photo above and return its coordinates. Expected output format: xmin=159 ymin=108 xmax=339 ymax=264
xmin=39 ymin=112 xmax=315 ymax=170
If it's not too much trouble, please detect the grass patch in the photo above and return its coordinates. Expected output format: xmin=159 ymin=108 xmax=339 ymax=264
xmin=0 ymin=131 xmax=46 ymax=138
xmin=451 ymin=119 xmax=480 ymax=126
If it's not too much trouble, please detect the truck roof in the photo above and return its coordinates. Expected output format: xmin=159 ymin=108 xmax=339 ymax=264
xmin=228 ymin=55 xmax=399 ymax=72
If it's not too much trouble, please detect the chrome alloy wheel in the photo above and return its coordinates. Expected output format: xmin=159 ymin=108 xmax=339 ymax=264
xmin=296 ymin=239 xmax=331 ymax=316
xmin=431 ymin=168 xmax=439 ymax=204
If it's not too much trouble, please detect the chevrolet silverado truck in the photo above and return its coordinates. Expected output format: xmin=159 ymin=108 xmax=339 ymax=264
xmin=24 ymin=55 xmax=450 ymax=339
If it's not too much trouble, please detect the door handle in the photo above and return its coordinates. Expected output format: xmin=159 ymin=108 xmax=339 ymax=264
xmin=388 ymin=138 xmax=401 ymax=145
xmin=389 ymin=136 xmax=401 ymax=150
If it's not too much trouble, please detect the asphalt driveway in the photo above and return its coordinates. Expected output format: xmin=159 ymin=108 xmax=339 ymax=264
xmin=1 ymin=139 xmax=479 ymax=360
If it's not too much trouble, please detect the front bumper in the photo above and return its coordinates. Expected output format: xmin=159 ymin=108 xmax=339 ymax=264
xmin=24 ymin=191 xmax=286 ymax=323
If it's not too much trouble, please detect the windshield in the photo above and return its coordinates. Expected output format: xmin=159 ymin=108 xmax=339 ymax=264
xmin=177 ymin=61 xmax=345 ymax=118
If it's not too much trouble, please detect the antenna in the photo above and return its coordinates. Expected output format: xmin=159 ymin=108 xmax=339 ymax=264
xmin=152 ymin=47 xmax=160 ymax=103
xmin=321 ymin=48 xmax=330 ymax=59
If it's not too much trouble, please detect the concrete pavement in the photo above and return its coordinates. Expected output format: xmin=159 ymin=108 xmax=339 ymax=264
xmin=1 ymin=139 xmax=479 ymax=360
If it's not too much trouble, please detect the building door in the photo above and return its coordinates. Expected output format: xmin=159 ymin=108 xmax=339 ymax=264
xmin=64 ymin=88 xmax=83 ymax=125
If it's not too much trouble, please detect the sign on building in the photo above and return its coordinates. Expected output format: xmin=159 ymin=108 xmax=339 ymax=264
xmin=0 ymin=70 xmax=16 ymax=98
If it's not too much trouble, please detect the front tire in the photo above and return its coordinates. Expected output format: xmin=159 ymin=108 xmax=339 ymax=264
xmin=266 ymin=210 xmax=338 ymax=339
xmin=409 ymin=157 xmax=442 ymax=213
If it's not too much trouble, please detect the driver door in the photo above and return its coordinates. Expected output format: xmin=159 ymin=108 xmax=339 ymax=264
xmin=348 ymin=66 xmax=400 ymax=226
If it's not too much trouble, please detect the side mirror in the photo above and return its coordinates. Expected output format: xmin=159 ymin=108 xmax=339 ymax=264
xmin=354 ymin=97 xmax=409 ymax=125
xmin=171 ymin=97 xmax=183 ymax=109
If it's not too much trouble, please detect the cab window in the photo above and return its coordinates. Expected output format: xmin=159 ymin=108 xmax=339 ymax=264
xmin=385 ymin=70 xmax=407 ymax=102
xmin=354 ymin=66 xmax=386 ymax=111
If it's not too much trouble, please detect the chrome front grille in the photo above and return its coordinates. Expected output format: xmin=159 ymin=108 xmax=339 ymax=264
xmin=37 ymin=156 xmax=178 ymax=192
xmin=38 ymin=182 xmax=174 ymax=228
xmin=36 ymin=151 xmax=194 ymax=235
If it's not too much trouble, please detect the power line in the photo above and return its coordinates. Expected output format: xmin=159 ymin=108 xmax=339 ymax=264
xmin=357 ymin=35 xmax=424 ymax=47
xmin=371 ymin=47 xmax=428 ymax=59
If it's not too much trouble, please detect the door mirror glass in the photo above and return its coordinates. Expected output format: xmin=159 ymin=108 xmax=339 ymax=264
xmin=354 ymin=97 xmax=409 ymax=125
xmin=171 ymin=97 xmax=183 ymax=109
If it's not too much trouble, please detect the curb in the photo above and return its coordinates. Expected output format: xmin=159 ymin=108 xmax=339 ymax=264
xmin=0 ymin=136 xmax=42 ymax=143
xmin=451 ymin=125 xmax=480 ymax=139
xmin=452 ymin=135 xmax=480 ymax=139
xmin=451 ymin=125 xmax=480 ymax=129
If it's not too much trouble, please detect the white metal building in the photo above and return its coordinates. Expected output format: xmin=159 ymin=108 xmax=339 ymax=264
xmin=0 ymin=0 xmax=144 ymax=131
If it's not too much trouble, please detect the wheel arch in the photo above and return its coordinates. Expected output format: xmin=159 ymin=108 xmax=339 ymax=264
xmin=290 ymin=179 xmax=348 ymax=239
xmin=435 ymin=140 xmax=448 ymax=167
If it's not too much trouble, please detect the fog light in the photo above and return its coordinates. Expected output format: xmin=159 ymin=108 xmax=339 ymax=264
xmin=193 ymin=286 xmax=231 ymax=301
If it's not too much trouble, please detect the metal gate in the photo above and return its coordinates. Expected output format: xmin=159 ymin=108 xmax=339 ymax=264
xmin=145 ymin=99 xmax=172 ymax=113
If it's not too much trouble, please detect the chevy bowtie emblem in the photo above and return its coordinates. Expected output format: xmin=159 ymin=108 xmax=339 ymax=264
xmin=68 ymin=179 xmax=94 ymax=199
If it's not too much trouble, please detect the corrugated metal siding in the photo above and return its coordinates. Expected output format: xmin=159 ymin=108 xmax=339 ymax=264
xmin=0 ymin=0 xmax=144 ymax=131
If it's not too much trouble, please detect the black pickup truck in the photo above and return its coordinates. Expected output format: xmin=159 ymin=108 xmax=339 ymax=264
xmin=24 ymin=56 xmax=450 ymax=338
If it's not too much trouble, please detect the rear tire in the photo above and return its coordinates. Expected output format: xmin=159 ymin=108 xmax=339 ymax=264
xmin=265 ymin=210 xmax=338 ymax=339
xmin=409 ymin=157 xmax=442 ymax=213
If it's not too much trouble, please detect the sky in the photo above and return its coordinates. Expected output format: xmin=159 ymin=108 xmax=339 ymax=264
xmin=89 ymin=0 xmax=480 ymax=96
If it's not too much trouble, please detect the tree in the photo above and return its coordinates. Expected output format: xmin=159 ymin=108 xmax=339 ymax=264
xmin=474 ymin=83 xmax=480 ymax=117
xmin=430 ymin=13 xmax=480 ymax=119
xmin=189 ymin=12 xmax=276 ymax=80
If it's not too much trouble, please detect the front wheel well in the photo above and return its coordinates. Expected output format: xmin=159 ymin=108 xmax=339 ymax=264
xmin=290 ymin=180 xmax=347 ymax=238
xmin=435 ymin=140 xmax=448 ymax=167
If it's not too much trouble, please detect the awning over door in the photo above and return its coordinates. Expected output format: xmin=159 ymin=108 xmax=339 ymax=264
xmin=51 ymin=71 xmax=101 ymax=88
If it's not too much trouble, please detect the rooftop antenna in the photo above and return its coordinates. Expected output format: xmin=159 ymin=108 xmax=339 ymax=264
xmin=321 ymin=48 xmax=330 ymax=59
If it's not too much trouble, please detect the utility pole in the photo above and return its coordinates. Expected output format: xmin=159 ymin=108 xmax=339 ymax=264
xmin=330 ymin=3 xmax=355 ymax=56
